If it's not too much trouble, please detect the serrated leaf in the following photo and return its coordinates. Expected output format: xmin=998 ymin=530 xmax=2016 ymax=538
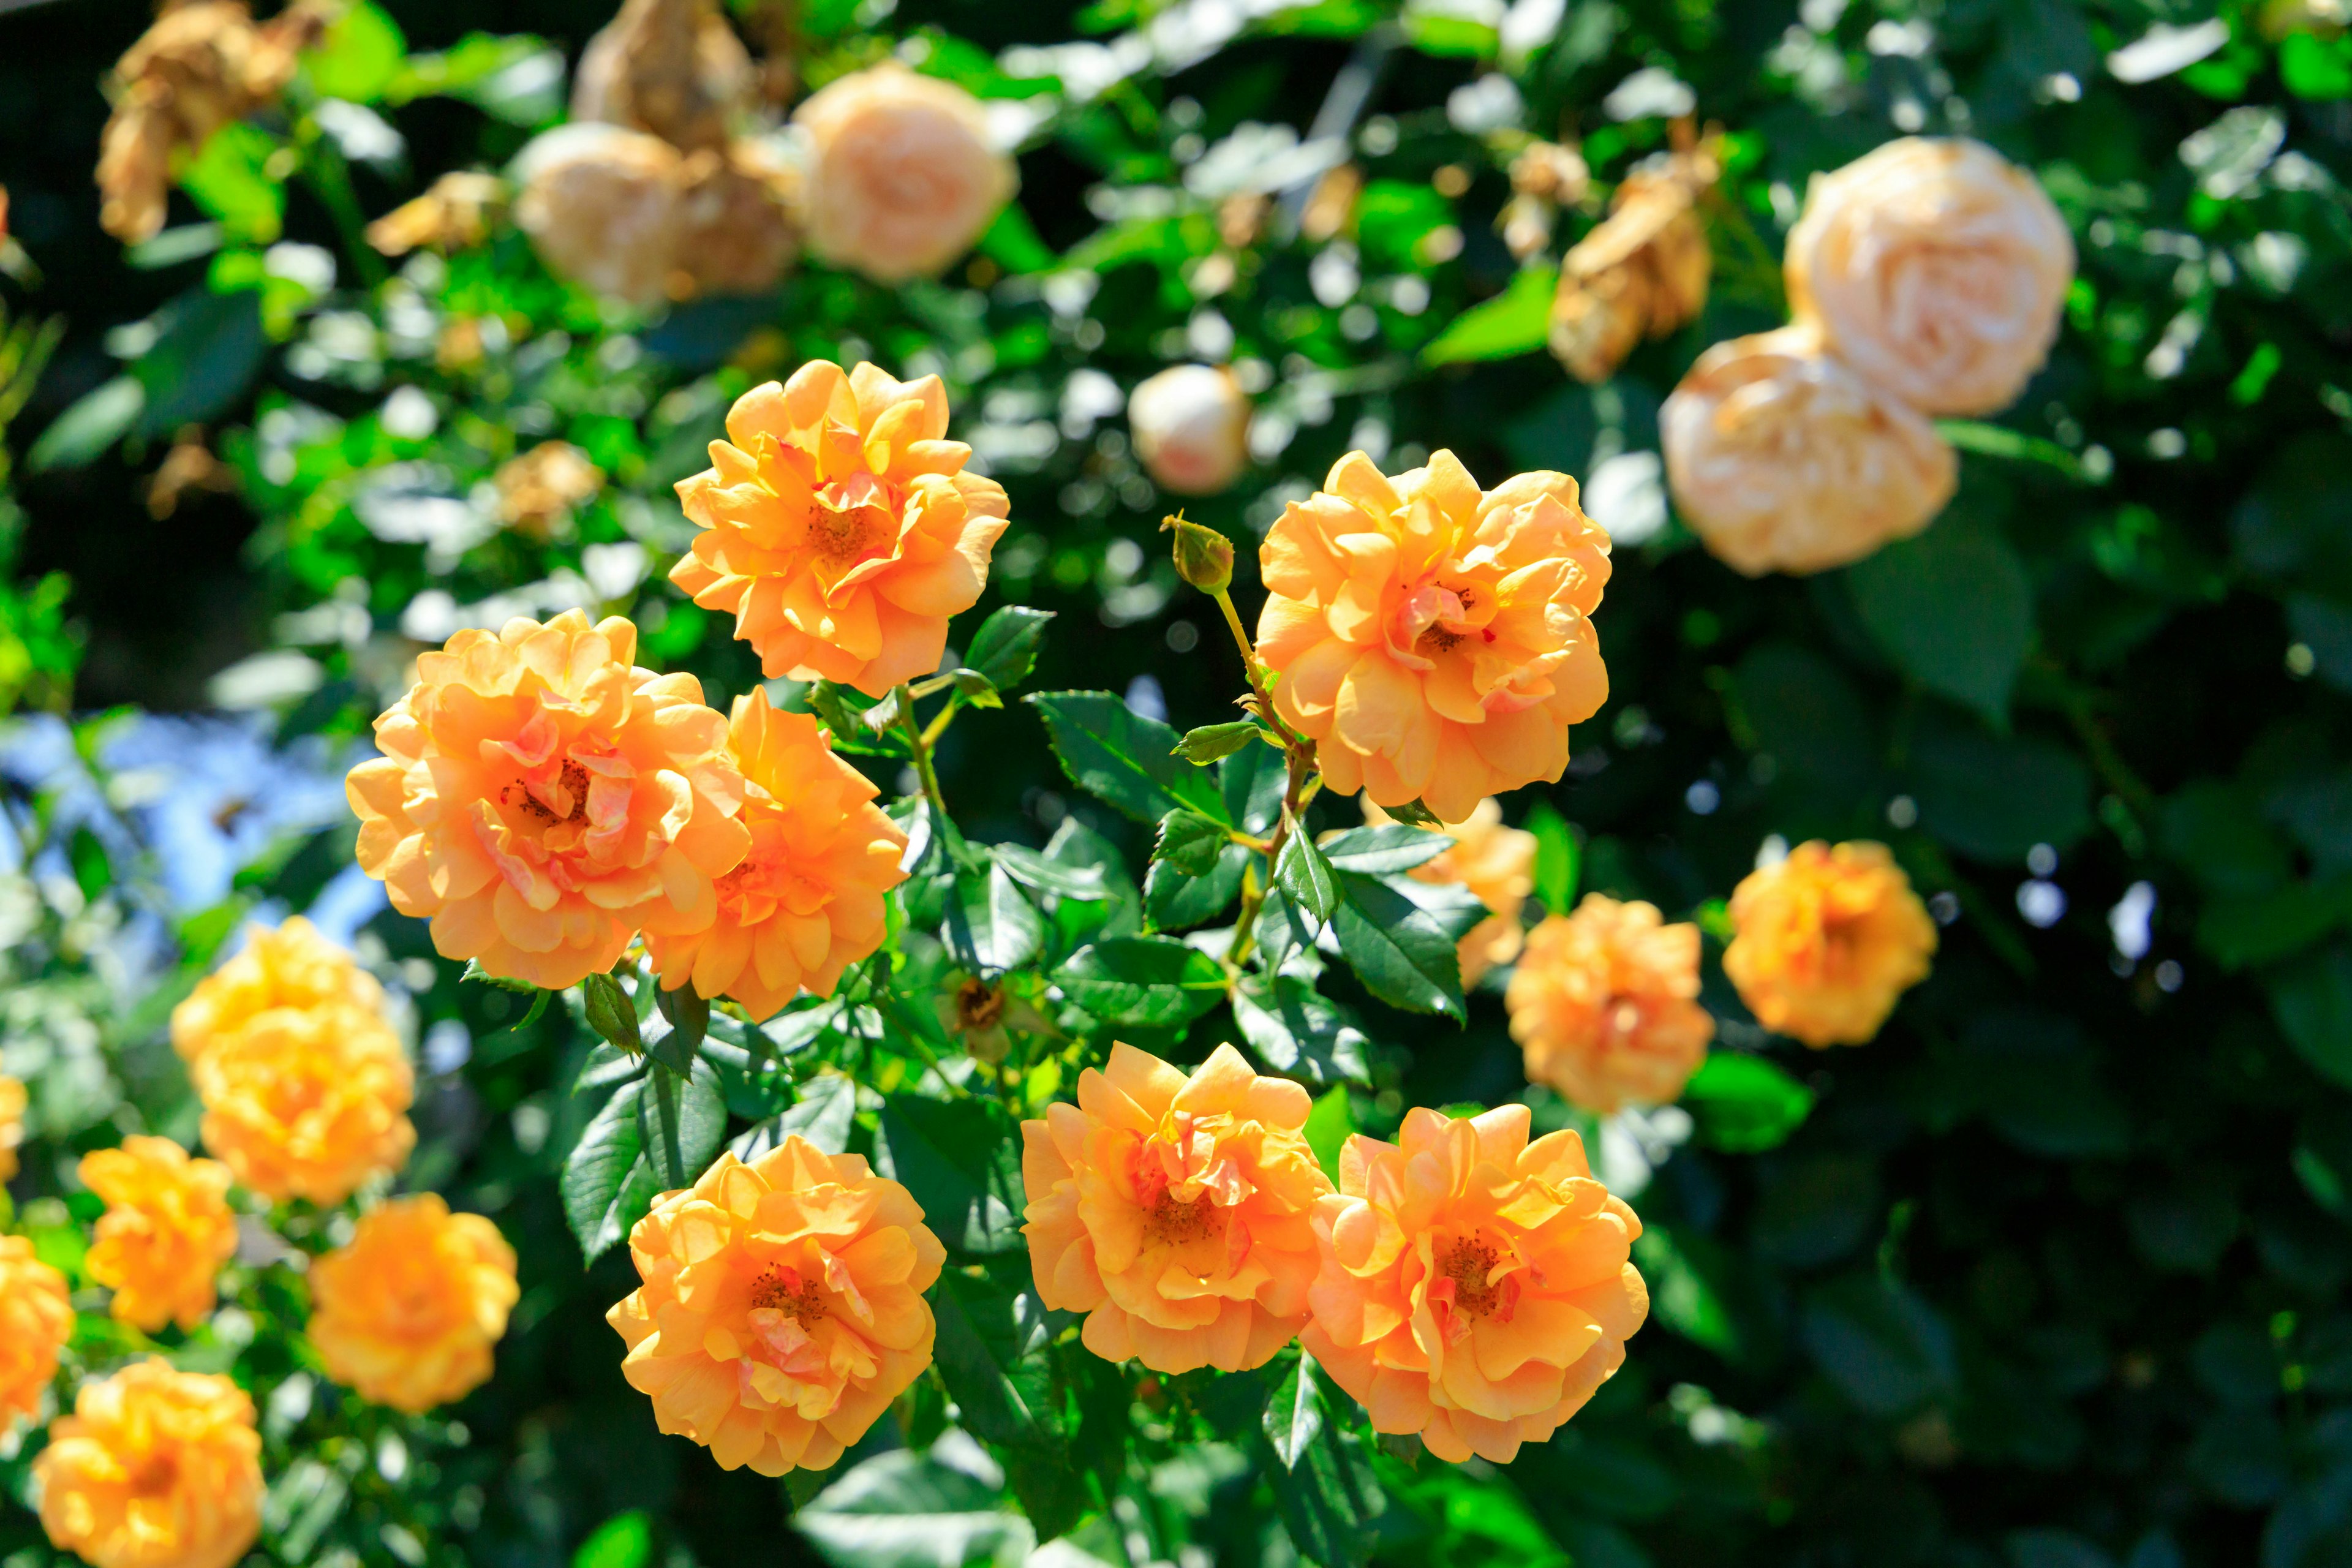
xmin=947 ymin=668 xmax=1002 ymax=708
xmin=636 ymin=1057 xmax=726 ymax=1190
xmin=562 ymin=1079 xmax=655 ymax=1261
xmin=1027 ymin=691 xmax=1228 ymax=824
xmin=1222 ymin=739 xmax=1289 ymax=833
xmin=733 ymin=1069 xmax=859 ymax=1160
xmin=1275 ymin=833 xmax=1340 ymax=926
xmin=1055 ymin=937 xmax=1229 ymax=1028
xmin=1330 ymin=872 xmax=1466 ymax=1020
xmin=1145 ymin=843 xmax=1250 ymax=930
xmin=873 ymin=1096 xmax=1025 ymax=1255
xmin=581 ymin=971 xmax=641 ymax=1054
xmin=648 ymin=985 xmax=708 ymax=1076
xmin=948 ymin=862 xmax=1046 ymax=974
xmin=1174 ymin=720 xmax=1264 ymax=764
xmin=989 ymin=842 xmax=1107 ymax=900
xmin=1319 ymin=824 xmax=1452 ymax=874
xmin=1265 ymin=1353 xmax=1324 ymax=1470
xmin=967 ymin=605 xmax=1055 ymax=692
xmin=1232 ymin=974 xmax=1370 ymax=1085
xmin=807 ymin=680 xmax=910 ymax=757
xmin=462 ymin=957 xmax=537 ymax=993
xmin=1155 ymin=808 xmax=1230 ymax=876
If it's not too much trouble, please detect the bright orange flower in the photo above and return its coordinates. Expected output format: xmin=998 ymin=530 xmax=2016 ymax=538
xmin=647 ymin=690 xmax=907 ymax=1020
xmin=608 ymin=1139 xmax=945 ymax=1475
xmin=34 ymin=1359 xmax=261 ymax=1568
xmin=187 ymin=1008 xmax=415 ymax=1207
xmin=309 ymin=1194 xmax=518 ymax=1413
xmin=669 ymin=361 xmax=1011 ymax=698
xmin=169 ymin=916 xmax=386 ymax=1071
xmin=1724 ymin=840 xmax=1937 ymax=1047
xmin=1257 ymin=451 xmax=1610 ymax=825
xmin=1507 ymin=896 xmax=1713 ymax=1114
xmin=0 ymin=1235 xmax=71 ymax=1427
xmin=1364 ymin=795 xmax=1535 ymax=987
xmin=1022 ymin=1042 xmax=1332 ymax=1374
xmin=1302 ymin=1106 xmax=1647 ymax=1464
xmin=0 ymin=1072 xmax=24 ymax=1183
xmin=345 ymin=609 xmax=752 ymax=989
xmin=81 ymin=1137 xmax=239 ymax=1333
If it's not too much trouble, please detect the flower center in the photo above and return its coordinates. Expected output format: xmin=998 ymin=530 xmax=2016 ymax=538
xmin=501 ymin=758 xmax=591 ymax=826
xmin=810 ymin=478 xmax=895 ymax=568
xmin=953 ymin=976 xmax=1005 ymax=1033
xmin=128 ymin=1452 xmax=179 ymax=1496
xmin=1438 ymin=1234 xmax=1503 ymax=1317
xmin=748 ymin=1265 xmax=827 ymax=1327
xmin=1135 ymin=1158 xmax=1224 ymax=1246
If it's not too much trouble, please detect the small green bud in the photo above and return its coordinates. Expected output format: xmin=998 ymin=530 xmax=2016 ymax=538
xmin=1162 ymin=511 xmax=1234 ymax=594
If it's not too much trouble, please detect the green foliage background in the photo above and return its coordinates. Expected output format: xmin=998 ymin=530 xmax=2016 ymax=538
xmin=4 ymin=0 xmax=2352 ymax=1565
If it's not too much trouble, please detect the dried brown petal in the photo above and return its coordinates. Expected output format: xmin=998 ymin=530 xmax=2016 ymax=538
xmin=366 ymin=172 xmax=508 ymax=257
xmin=571 ymin=0 xmax=756 ymax=153
xmin=494 ymin=442 xmax=604 ymax=538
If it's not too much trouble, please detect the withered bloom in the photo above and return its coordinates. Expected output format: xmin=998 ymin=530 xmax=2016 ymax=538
xmin=572 ymin=0 xmax=756 ymax=153
xmin=1548 ymin=137 xmax=1719 ymax=384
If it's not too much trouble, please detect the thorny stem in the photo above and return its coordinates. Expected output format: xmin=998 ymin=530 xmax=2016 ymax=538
xmin=1208 ymin=585 xmax=1321 ymax=974
xmin=892 ymin=682 xmax=954 ymax=830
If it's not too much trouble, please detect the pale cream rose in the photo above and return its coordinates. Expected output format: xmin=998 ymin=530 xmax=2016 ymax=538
xmin=1660 ymin=326 xmax=1957 ymax=577
xmin=1128 ymin=365 xmax=1251 ymax=496
xmin=1785 ymin=137 xmax=2074 ymax=417
xmin=793 ymin=63 xmax=1017 ymax=284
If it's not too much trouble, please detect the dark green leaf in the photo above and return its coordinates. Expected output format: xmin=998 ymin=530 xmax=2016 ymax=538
xmin=636 ymin=1057 xmax=725 ymax=1189
xmin=948 ymin=863 xmax=1046 ymax=974
xmin=1027 ymin=691 xmax=1227 ymax=824
xmin=1222 ymin=739 xmax=1289 ymax=833
xmin=1683 ymin=1052 xmax=1815 ymax=1153
xmin=581 ymin=971 xmax=641 ymax=1055
xmin=648 ymin=985 xmax=709 ymax=1076
xmin=132 ymin=286 xmax=267 ymax=439
xmin=930 ymin=1268 xmax=1058 ymax=1449
xmin=1145 ymin=842 xmax=1249 ymax=930
xmin=874 ymin=1096 xmax=1025 ymax=1255
xmin=946 ymin=668 xmax=1001 ymax=709
xmin=1232 ymin=974 xmax=1370 ymax=1087
xmin=27 ymin=377 xmax=144 ymax=472
xmin=1319 ymin=824 xmax=1450 ymax=875
xmin=1330 ymin=872 xmax=1467 ymax=1020
xmin=1174 ymin=720 xmax=1264 ymax=765
xmin=1264 ymin=1353 xmax=1323 ymax=1470
xmin=1054 ymin=937 xmax=1229 ymax=1028
xmin=989 ymin=842 xmax=1107 ymax=900
xmin=461 ymin=958 xmax=537 ymax=993
xmin=2267 ymin=943 xmax=2352 ymax=1091
xmin=797 ymin=1451 xmax=1033 ymax=1566
xmin=966 ymin=605 xmax=1055 ymax=692
xmin=1275 ymin=834 xmax=1340 ymax=927
xmin=807 ymin=680 xmax=910 ymax=757
xmin=1907 ymin=720 xmax=2092 ymax=862
xmin=1381 ymin=797 xmax=1445 ymax=828
xmin=1801 ymin=1276 xmax=1959 ymax=1417
xmin=1154 ymin=808 xmax=1231 ymax=876
xmin=562 ymin=1078 xmax=656 ymax=1262
xmin=1846 ymin=516 xmax=2034 ymax=726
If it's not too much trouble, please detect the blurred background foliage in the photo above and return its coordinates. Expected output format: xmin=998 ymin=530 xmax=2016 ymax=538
xmin=6 ymin=0 xmax=2352 ymax=1564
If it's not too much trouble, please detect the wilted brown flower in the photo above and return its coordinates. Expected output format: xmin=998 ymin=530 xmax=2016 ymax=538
xmin=572 ymin=0 xmax=756 ymax=153
xmin=1510 ymin=141 xmax=1590 ymax=203
xmin=366 ymin=173 xmax=508 ymax=257
xmin=147 ymin=430 xmax=237 ymax=520
xmin=96 ymin=0 xmax=330 ymax=244
xmin=494 ymin=442 xmax=604 ymax=538
xmin=670 ymin=143 xmax=798 ymax=296
xmin=1548 ymin=140 xmax=1719 ymax=384
xmin=1301 ymin=164 xmax=1364 ymax=243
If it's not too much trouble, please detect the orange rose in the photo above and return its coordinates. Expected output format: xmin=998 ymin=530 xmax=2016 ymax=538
xmin=0 ymin=1071 xmax=24 ymax=1183
xmin=1256 ymin=451 xmax=1611 ymax=824
xmin=309 ymin=1194 xmax=518 ymax=1413
xmin=669 ymin=361 xmax=1011 ymax=698
xmin=1022 ymin=1042 xmax=1331 ymax=1374
xmin=188 ymin=1009 xmax=416 ymax=1207
xmin=0 ymin=1235 xmax=72 ymax=1427
xmin=646 ymin=690 xmax=907 ymax=1020
xmin=170 ymin=916 xmax=386 ymax=1071
xmin=1364 ymin=796 xmax=1535 ymax=987
xmin=345 ymin=609 xmax=752 ymax=990
xmin=81 ymin=1137 xmax=239 ymax=1333
xmin=1507 ymin=896 xmax=1713 ymax=1114
xmin=1724 ymin=840 xmax=1937 ymax=1047
xmin=1302 ymin=1106 xmax=1647 ymax=1464
xmin=793 ymin=62 xmax=1017 ymax=283
xmin=34 ymin=1359 xmax=262 ymax=1568
xmin=608 ymin=1139 xmax=945 ymax=1474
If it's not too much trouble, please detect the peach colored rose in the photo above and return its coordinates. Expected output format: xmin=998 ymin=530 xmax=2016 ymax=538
xmin=1785 ymin=137 xmax=2075 ymax=417
xmin=309 ymin=1195 xmax=519 ymax=1413
xmin=1660 ymin=325 xmax=1958 ymax=577
xmin=1724 ymin=840 xmax=1937 ymax=1047
xmin=187 ymin=1004 xmax=415 ymax=1207
xmin=1128 ymin=364 xmax=1252 ymax=496
xmin=647 ymin=690 xmax=907 ymax=1020
xmin=608 ymin=1139 xmax=946 ymax=1474
xmin=669 ymin=360 xmax=1011 ymax=696
xmin=0 ymin=1072 xmax=24 ymax=1183
xmin=1256 ymin=451 xmax=1611 ymax=824
xmin=0 ymin=1235 xmax=71 ymax=1428
xmin=1363 ymin=796 xmax=1534 ymax=987
xmin=1507 ymin=895 xmax=1713 ymax=1113
xmin=170 ymin=915 xmax=385 ymax=1072
xmin=34 ymin=1360 xmax=262 ymax=1568
xmin=81 ymin=1137 xmax=239 ymax=1333
xmin=1302 ymin=1105 xmax=1647 ymax=1463
xmin=1023 ymin=1042 xmax=1332 ymax=1374
xmin=793 ymin=62 xmax=1017 ymax=283
xmin=345 ymin=609 xmax=752 ymax=990
xmin=514 ymin=126 xmax=795 ymax=307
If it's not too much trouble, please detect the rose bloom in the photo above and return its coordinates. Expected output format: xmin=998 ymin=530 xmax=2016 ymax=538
xmin=793 ymin=62 xmax=1017 ymax=283
xmin=1022 ymin=1042 xmax=1331 ymax=1374
xmin=1363 ymin=796 xmax=1534 ymax=987
xmin=1660 ymin=325 xmax=1958 ymax=578
xmin=1128 ymin=364 xmax=1252 ymax=496
xmin=189 ymin=1006 xmax=416 ymax=1207
xmin=1724 ymin=840 xmax=1937 ymax=1047
xmin=81 ymin=1137 xmax=239 ymax=1333
xmin=1785 ymin=137 xmax=2074 ymax=418
xmin=514 ymin=126 xmax=795 ymax=307
xmin=0 ymin=1235 xmax=72 ymax=1428
xmin=646 ymin=690 xmax=907 ymax=1020
xmin=1507 ymin=895 xmax=1713 ymax=1114
xmin=669 ymin=361 xmax=1011 ymax=697
xmin=609 ymin=1139 xmax=946 ymax=1474
xmin=571 ymin=0 xmax=755 ymax=153
xmin=1549 ymin=159 xmax=1713 ymax=385
xmin=346 ymin=609 xmax=752 ymax=990
xmin=1303 ymin=1105 xmax=1646 ymax=1463
xmin=309 ymin=1195 xmax=519 ymax=1414
xmin=0 ymin=1071 xmax=23 ymax=1183
xmin=34 ymin=1359 xmax=262 ymax=1568
xmin=170 ymin=915 xmax=388 ymax=1071
xmin=1256 ymin=450 xmax=1611 ymax=824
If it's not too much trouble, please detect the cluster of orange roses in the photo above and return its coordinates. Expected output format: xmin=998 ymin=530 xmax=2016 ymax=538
xmin=0 ymin=921 xmax=516 ymax=1568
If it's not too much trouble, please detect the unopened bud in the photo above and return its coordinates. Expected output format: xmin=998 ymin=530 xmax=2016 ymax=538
xmin=1162 ymin=511 xmax=1235 ymax=595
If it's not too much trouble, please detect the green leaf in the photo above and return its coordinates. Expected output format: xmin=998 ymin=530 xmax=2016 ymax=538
xmin=562 ymin=1075 xmax=656 ymax=1262
xmin=581 ymin=972 xmax=642 ymax=1055
xmin=966 ymin=605 xmax=1055 ymax=692
xmin=178 ymin=124 xmax=284 ymax=243
xmin=929 ymin=1268 xmax=1058 ymax=1449
xmin=797 ymin=1451 xmax=1034 ymax=1567
xmin=304 ymin=0 xmax=408 ymax=102
xmin=1054 ymin=937 xmax=1229 ymax=1028
xmin=1330 ymin=872 xmax=1468 ymax=1020
xmin=1223 ymin=738 xmax=1289 ymax=832
xmin=1232 ymin=974 xmax=1371 ymax=1087
xmin=1303 ymin=1085 xmax=1355 ymax=1182
xmin=1800 ymin=1276 xmax=1958 ymax=1418
xmin=647 ymin=985 xmax=709 ymax=1076
xmin=1633 ymin=1226 xmax=1749 ymax=1360
xmin=979 ymin=202 xmax=1057 ymax=274
xmin=2196 ymin=878 xmax=2352 ymax=970
xmin=1420 ymin=265 xmax=1556 ymax=365
xmin=1264 ymin=1353 xmax=1324 ymax=1470
xmin=573 ymin=1512 xmax=653 ymax=1568
xmin=1027 ymin=691 xmax=1228 ymax=824
xmin=1275 ymin=833 xmax=1340 ymax=926
xmin=461 ymin=958 xmax=537 ymax=993
xmin=1524 ymin=801 xmax=1578 ymax=913
xmin=1155 ymin=808 xmax=1231 ymax=876
xmin=1318 ymin=824 xmax=1450 ymax=875
xmin=988 ymin=842 xmax=1107 ymax=900
xmin=1145 ymin=843 xmax=1250 ymax=930
xmin=27 ymin=377 xmax=143 ymax=472
xmin=1682 ymin=1052 xmax=1815 ymax=1153
xmin=1174 ymin=720 xmax=1264 ymax=765
xmin=637 ymin=1057 xmax=725 ymax=1190
xmin=1906 ymin=719 xmax=2092 ymax=863
xmin=1845 ymin=516 xmax=2034 ymax=726
xmin=948 ymin=862 xmax=1046 ymax=973
xmin=1382 ymin=797 xmax=1446 ymax=827
xmin=874 ymin=1096 xmax=1025 ymax=1255
xmin=129 ymin=286 xmax=268 ymax=441
xmin=2267 ymin=943 xmax=2352 ymax=1091
xmin=1262 ymin=1423 xmax=1380 ymax=1568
